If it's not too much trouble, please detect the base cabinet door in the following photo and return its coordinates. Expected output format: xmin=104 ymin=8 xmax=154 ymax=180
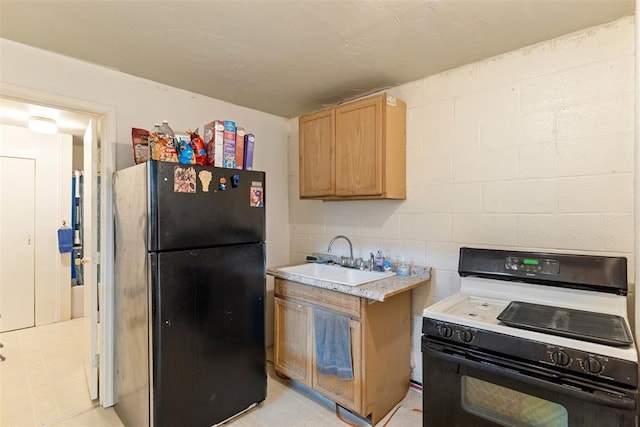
xmin=313 ymin=318 xmax=363 ymax=413
xmin=274 ymin=297 xmax=313 ymax=386
xmin=274 ymin=278 xmax=412 ymax=424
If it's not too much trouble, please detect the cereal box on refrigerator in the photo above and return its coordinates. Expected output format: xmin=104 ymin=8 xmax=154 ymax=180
xmin=244 ymin=133 xmax=255 ymax=170
xmin=203 ymin=120 xmax=224 ymax=167
xmin=223 ymin=120 xmax=236 ymax=168
xmin=235 ymin=127 xmax=245 ymax=169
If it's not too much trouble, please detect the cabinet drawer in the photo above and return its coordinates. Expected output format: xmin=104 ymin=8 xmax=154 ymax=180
xmin=275 ymin=279 xmax=361 ymax=319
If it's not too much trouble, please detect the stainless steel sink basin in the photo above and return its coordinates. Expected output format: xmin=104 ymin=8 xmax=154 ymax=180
xmin=279 ymin=263 xmax=395 ymax=286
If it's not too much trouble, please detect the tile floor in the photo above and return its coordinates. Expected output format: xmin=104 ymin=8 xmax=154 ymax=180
xmin=0 ymin=319 xmax=422 ymax=427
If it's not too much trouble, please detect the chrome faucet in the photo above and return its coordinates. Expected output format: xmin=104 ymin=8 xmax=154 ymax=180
xmin=327 ymin=235 xmax=354 ymax=261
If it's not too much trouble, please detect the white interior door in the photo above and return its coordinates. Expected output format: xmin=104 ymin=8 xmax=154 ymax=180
xmin=0 ymin=156 xmax=35 ymax=332
xmin=83 ymin=119 xmax=99 ymax=400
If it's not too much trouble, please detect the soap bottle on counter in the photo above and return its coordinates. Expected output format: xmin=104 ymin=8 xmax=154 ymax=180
xmin=374 ymin=250 xmax=384 ymax=271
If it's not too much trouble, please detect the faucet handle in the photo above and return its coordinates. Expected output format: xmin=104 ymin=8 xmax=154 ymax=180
xmin=340 ymin=256 xmax=355 ymax=267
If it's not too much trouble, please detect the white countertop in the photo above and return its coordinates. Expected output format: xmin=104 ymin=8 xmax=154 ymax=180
xmin=267 ymin=264 xmax=430 ymax=302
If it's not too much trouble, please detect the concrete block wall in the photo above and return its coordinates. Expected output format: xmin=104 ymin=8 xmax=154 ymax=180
xmin=286 ymin=16 xmax=634 ymax=383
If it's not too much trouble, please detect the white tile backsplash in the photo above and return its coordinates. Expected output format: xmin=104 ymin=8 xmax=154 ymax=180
xmin=603 ymin=214 xmax=634 ymax=253
xmin=426 ymin=242 xmax=462 ymax=272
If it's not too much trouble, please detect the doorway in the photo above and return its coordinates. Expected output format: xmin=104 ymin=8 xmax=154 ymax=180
xmin=0 ymin=88 xmax=115 ymax=407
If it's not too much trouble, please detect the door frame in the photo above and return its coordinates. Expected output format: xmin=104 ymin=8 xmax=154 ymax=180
xmin=0 ymin=82 xmax=117 ymax=407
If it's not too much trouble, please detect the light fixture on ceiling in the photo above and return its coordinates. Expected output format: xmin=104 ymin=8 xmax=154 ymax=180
xmin=28 ymin=116 xmax=58 ymax=134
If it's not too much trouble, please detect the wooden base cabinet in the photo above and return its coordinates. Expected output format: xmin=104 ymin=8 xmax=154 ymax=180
xmin=274 ymin=279 xmax=411 ymax=425
xmin=274 ymin=298 xmax=313 ymax=386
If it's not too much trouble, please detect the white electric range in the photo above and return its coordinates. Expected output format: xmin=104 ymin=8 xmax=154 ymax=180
xmin=421 ymin=248 xmax=638 ymax=427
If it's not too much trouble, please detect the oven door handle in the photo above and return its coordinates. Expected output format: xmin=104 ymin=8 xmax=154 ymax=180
xmin=425 ymin=346 xmax=637 ymax=411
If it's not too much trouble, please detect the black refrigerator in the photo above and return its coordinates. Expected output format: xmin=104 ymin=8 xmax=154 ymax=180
xmin=113 ymin=160 xmax=266 ymax=427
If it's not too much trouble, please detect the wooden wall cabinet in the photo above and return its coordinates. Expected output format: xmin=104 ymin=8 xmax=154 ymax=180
xmin=273 ymin=279 xmax=411 ymax=425
xmin=298 ymin=93 xmax=406 ymax=200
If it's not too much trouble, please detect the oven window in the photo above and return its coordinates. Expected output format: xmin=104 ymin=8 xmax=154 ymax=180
xmin=461 ymin=376 xmax=568 ymax=427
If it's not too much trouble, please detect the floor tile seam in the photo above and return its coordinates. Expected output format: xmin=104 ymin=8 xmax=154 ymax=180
xmin=283 ymin=385 xmax=353 ymax=420
xmin=24 ymin=326 xmax=69 ymax=420
xmin=10 ymin=330 xmax=39 ymax=426
xmin=290 ymin=410 xmax=336 ymax=427
xmin=39 ymin=403 xmax=100 ymax=426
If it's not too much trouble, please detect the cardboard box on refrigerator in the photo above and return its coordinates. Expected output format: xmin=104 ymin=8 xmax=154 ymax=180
xmin=223 ymin=120 xmax=236 ymax=168
xmin=235 ymin=127 xmax=245 ymax=169
xmin=244 ymin=133 xmax=255 ymax=170
xmin=203 ymin=120 xmax=224 ymax=167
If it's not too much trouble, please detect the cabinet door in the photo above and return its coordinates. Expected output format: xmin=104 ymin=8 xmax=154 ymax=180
xmin=335 ymin=95 xmax=383 ymax=196
xmin=299 ymin=109 xmax=335 ymax=197
xmin=313 ymin=318 xmax=363 ymax=413
xmin=274 ymin=297 xmax=313 ymax=386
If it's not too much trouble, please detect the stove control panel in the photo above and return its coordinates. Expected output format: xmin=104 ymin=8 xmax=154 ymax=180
xmin=436 ymin=323 xmax=474 ymax=343
xmin=581 ymin=356 xmax=605 ymax=374
xmin=546 ymin=346 xmax=610 ymax=375
xmin=458 ymin=329 xmax=474 ymax=343
xmin=504 ymin=256 xmax=559 ymax=275
xmin=422 ymin=317 xmax=638 ymax=388
xmin=550 ymin=350 xmax=571 ymax=367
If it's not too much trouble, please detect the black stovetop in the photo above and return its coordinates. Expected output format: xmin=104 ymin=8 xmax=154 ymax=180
xmin=497 ymin=301 xmax=633 ymax=347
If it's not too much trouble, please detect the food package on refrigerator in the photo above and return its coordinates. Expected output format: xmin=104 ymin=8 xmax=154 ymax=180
xmin=150 ymin=133 xmax=178 ymax=162
xmin=131 ymin=128 xmax=151 ymax=164
xmin=188 ymin=128 xmax=207 ymax=165
xmin=176 ymin=135 xmax=195 ymax=164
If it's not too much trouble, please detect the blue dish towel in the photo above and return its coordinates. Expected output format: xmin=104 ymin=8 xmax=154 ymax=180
xmin=314 ymin=307 xmax=353 ymax=380
xmin=57 ymin=228 xmax=73 ymax=253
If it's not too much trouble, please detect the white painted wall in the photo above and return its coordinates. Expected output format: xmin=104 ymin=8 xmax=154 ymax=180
xmin=287 ymin=16 xmax=635 ymax=383
xmin=0 ymin=124 xmax=73 ymax=325
xmin=635 ymin=0 xmax=640 ymax=351
xmin=0 ymin=38 xmax=290 ymax=346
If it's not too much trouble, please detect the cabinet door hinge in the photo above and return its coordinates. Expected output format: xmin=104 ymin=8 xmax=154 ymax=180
xmin=92 ymin=354 xmax=100 ymax=368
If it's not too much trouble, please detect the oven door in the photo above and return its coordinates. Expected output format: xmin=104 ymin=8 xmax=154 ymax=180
xmin=422 ymin=338 xmax=637 ymax=427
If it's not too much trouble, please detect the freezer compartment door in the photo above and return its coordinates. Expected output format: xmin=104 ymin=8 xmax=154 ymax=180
xmin=150 ymin=243 xmax=266 ymax=427
xmin=149 ymin=161 xmax=266 ymax=251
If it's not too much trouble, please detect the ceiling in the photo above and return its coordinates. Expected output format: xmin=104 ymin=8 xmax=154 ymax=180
xmin=0 ymin=0 xmax=635 ymax=121
xmin=0 ymin=97 xmax=92 ymax=140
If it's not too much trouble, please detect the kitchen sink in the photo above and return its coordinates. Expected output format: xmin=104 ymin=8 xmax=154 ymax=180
xmin=279 ymin=263 xmax=395 ymax=286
